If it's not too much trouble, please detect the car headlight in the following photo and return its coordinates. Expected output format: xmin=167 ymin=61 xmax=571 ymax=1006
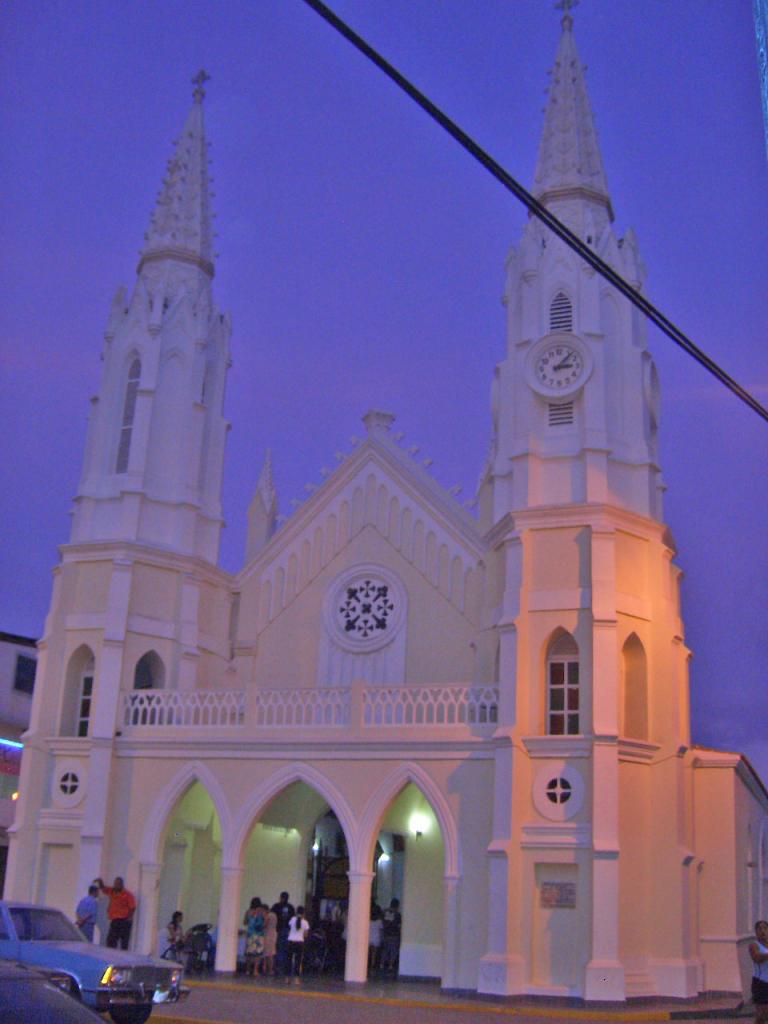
xmin=100 ymin=965 xmax=132 ymax=986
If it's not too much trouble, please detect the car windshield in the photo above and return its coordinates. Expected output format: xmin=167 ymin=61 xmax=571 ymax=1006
xmin=10 ymin=908 xmax=84 ymax=942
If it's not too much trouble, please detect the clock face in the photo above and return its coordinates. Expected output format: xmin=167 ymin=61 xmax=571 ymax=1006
xmin=535 ymin=343 xmax=585 ymax=391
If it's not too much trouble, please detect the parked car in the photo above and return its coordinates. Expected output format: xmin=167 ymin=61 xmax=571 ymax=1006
xmin=0 ymin=901 xmax=189 ymax=1024
xmin=0 ymin=959 xmax=104 ymax=1023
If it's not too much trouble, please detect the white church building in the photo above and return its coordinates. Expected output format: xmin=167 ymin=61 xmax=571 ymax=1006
xmin=7 ymin=10 xmax=768 ymax=1002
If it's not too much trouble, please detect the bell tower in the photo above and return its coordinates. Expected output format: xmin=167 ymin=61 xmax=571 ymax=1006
xmin=5 ymin=74 xmax=235 ymax=911
xmin=72 ymin=70 xmax=231 ymax=564
xmin=478 ymin=2 xmax=662 ymax=533
xmin=479 ymin=6 xmax=697 ymax=1002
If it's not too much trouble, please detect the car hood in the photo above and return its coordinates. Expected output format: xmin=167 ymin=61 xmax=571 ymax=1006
xmin=18 ymin=942 xmax=175 ymax=972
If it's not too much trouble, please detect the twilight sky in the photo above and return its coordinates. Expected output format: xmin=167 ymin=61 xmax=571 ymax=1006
xmin=1 ymin=1 xmax=766 ymax=775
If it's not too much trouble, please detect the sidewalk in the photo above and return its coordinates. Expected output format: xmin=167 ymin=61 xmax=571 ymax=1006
xmin=153 ymin=973 xmax=751 ymax=1023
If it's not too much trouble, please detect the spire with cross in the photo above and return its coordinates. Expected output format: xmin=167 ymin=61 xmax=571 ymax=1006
xmin=139 ymin=74 xmax=215 ymax=275
xmin=532 ymin=0 xmax=612 ymax=223
xmin=555 ymin=0 xmax=579 ymax=30
xmin=192 ymin=69 xmax=210 ymax=103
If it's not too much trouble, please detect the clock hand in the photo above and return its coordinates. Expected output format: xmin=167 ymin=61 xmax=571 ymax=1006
xmin=553 ymin=359 xmax=574 ymax=371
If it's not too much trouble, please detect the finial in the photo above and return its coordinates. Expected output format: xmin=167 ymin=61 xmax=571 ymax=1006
xmin=192 ymin=69 xmax=210 ymax=103
xmin=554 ymin=0 xmax=578 ymax=30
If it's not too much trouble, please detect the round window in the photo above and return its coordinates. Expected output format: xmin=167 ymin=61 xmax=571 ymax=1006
xmin=325 ymin=565 xmax=406 ymax=653
xmin=59 ymin=771 xmax=80 ymax=796
xmin=545 ymin=777 xmax=572 ymax=804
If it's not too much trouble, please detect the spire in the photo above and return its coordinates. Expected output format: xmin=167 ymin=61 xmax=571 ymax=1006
xmin=533 ymin=3 xmax=613 ymax=222
xmin=139 ymin=70 xmax=215 ymax=277
xmin=246 ymin=451 xmax=278 ymax=560
xmin=255 ymin=449 xmax=277 ymax=512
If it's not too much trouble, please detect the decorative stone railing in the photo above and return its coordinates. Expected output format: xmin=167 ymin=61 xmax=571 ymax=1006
xmin=122 ymin=684 xmax=499 ymax=732
xmin=123 ymin=689 xmax=245 ymax=728
xmin=363 ymin=684 xmax=499 ymax=727
xmin=254 ymin=687 xmax=350 ymax=727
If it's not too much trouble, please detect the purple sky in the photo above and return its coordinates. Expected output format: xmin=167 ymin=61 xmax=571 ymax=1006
xmin=1 ymin=2 xmax=766 ymax=775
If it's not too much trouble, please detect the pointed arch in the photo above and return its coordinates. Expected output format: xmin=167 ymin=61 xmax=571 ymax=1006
xmin=116 ymin=355 xmax=141 ymax=473
xmin=60 ymin=644 xmax=96 ymax=737
xmin=622 ymin=632 xmax=648 ymax=740
xmin=544 ymin=628 xmax=580 ymax=736
xmin=229 ymin=764 xmax=358 ymax=871
xmin=356 ymin=762 xmax=460 ymax=879
xmin=138 ymin=760 xmax=232 ymax=866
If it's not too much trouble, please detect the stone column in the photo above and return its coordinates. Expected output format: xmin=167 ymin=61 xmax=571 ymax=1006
xmin=441 ymin=874 xmax=461 ymax=989
xmin=215 ymin=866 xmax=244 ymax=972
xmin=344 ymin=869 xmax=374 ymax=983
xmin=135 ymin=861 xmax=161 ymax=955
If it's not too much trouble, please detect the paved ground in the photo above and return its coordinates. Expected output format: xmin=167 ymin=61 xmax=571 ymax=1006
xmin=152 ymin=975 xmax=752 ymax=1024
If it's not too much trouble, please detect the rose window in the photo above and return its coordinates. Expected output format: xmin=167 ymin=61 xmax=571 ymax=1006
xmin=337 ymin=579 xmax=395 ymax=639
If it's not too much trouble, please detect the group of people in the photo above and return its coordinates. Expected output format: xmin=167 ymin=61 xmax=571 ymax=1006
xmin=243 ymin=891 xmax=309 ymax=981
xmin=368 ymin=898 xmax=402 ymax=975
xmin=75 ymin=876 xmax=136 ymax=949
xmin=73 ymin=874 xmax=403 ymax=985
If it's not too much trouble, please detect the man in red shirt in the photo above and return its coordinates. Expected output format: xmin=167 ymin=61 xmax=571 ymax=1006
xmin=95 ymin=876 xmax=137 ymax=950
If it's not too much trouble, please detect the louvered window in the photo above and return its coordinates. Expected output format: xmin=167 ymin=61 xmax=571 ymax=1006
xmin=549 ymin=292 xmax=573 ymax=332
xmin=116 ymin=358 xmax=141 ymax=473
xmin=548 ymin=401 xmax=574 ymax=427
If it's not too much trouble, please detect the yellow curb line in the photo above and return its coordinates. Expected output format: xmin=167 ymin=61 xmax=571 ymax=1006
xmin=177 ymin=978 xmax=673 ymax=1021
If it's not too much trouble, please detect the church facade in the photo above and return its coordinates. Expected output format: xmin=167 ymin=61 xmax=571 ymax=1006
xmin=7 ymin=13 xmax=768 ymax=1001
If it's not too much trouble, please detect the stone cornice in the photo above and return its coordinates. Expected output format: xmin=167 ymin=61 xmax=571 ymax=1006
xmin=59 ymin=540 xmax=232 ymax=586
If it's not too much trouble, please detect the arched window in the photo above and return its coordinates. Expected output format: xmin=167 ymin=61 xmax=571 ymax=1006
xmin=622 ymin=634 xmax=648 ymax=740
xmin=77 ymin=665 xmax=95 ymax=737
xmin=134 ymin=650 xmax=165 ymax=690
xmin=549 ymin=292 xmax=573 ymax=333
xmin=61 ymin=646 xmax=95 ymax=737
xmin=116 ymin=357 xmax=141 ymax=473
xmin=546 ymin=632 xmax=579 ymax=735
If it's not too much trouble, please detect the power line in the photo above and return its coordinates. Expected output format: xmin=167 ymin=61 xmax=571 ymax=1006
xmin=299 ymin=0 xmax=768 ymax=425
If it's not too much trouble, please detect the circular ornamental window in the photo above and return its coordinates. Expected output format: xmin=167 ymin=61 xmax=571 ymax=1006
xmin=52 ymin=759 xmax=87 ymax=809
xmin=325 ymin=565 xmax=406 ymax=653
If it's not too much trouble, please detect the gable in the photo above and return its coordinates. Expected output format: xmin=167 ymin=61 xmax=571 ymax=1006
xmin=237 ymin=447 xmax=486 ymax=640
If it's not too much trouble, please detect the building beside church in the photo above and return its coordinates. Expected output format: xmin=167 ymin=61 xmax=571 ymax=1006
xmin=7 ymin=11 xmax=768 ymax=1002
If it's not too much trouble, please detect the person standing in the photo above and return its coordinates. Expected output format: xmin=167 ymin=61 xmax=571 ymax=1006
xmin=243 ymin=898 xmax=266 ymax=976
xmin=286 ymin=906 xmax=310 ymax=983
xmin=75 ymin=885 xmax=100 ymax=942
xmin=262 ymin=904 xmax=278 ymax=976
xmin=270 ymin=891 xmax=295 ymax=975
xmin=750 ymin=920 xmax=768 ymax=1024
xmin=95 ymin=876 xmax=137 ymax=950
xmin=380 ymin=898 xmax=402 ymax=977
xmin=368 ymin=903 xmax=383 ymax=972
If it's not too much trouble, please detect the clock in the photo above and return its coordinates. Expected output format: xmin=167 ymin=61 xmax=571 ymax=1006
xmin=525 ymin=333 xmax=592 ymax=398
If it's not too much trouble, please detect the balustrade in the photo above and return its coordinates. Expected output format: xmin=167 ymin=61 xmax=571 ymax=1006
xmin=123 ymin=689 xmax=245 ymax=728
xmin=121 ymin=683 xmax=499 ymax=732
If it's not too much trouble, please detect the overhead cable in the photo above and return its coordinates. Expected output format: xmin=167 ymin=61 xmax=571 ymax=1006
xmin=300 ymin=0 xmax=768 ymax=425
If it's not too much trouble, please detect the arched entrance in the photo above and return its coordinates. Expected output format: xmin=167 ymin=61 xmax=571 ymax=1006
xmin=239 ymin=781 xmax=353 ymax=976
xmin=370 ymin=783 xmax=444 ymax=980
xmin=157 ymin=781 xmax=222 ymax=957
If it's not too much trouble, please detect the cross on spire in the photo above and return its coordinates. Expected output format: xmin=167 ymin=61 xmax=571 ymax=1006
xmin=192 ymin=69 xmax=210 ymax=103
xmin=555 ymin=0 xmax=579 ymax=29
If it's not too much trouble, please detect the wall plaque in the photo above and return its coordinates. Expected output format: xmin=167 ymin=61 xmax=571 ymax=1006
xmin=540 ymin=881 xmax=576 ymax=908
